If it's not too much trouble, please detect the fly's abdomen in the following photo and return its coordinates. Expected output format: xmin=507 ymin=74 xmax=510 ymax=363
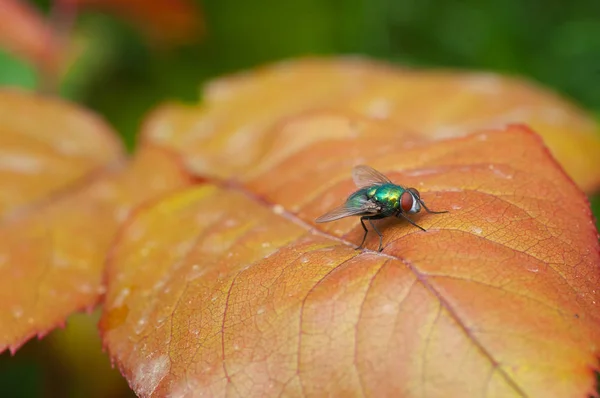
xmin=347 ymin=189 xmax=370 ymax=207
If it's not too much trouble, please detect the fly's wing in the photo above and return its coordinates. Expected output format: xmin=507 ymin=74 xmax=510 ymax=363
xmin=352 ymin=165 xmax=392 ymax=188
xmin=315 ymin=195 xmax=380 ymax=223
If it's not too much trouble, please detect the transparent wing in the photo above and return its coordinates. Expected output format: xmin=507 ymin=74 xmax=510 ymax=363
xmin=315 ymin=196 xmax=380 ymax=223
xmin=315 ymin=205 xmax=369 ymax=223
xmin=352 ymin=165 xmax=392 ymax=188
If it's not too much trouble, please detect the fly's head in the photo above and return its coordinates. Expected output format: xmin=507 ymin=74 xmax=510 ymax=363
xmin=401 ymin=187 xmax=422 ymax=214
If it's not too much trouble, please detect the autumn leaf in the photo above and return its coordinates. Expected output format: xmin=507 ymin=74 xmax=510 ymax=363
xmin=101 ymin=122 xmax=600 ymax=397
xmin=141 ymin=58 xmax=600 ymax=193
xmin=0 ymin=90 xmax=193 ymax=353
xmin=0 ymin=89 xmax=123 ymax=219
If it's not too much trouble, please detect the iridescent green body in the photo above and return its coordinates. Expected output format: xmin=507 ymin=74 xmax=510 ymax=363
xmin=315 ymin=165 xmax=448 ymax=252
xmin=348 ymin=183 xmax=406 ymax=216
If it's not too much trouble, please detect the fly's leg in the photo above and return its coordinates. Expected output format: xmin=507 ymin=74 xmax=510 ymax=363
xmin=356 ymin=217 xmax=369 ymax=250
xmin=398 ymin=212 xmax=427 ymax=232
xmin=419 ymin=200 xmax=449 ymax=214
xmin=368 ymin=219 xmax=384 ymax=252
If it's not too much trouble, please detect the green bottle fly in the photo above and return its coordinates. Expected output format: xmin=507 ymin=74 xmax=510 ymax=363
xmin=315 ymin=165 xmax=448 ymax=252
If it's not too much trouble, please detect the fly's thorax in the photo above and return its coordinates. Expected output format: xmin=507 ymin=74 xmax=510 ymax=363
xmin=369 ymin=184 xmax=404 ymax=211
xmin=366 ymin=186 xmax=378 ymax=197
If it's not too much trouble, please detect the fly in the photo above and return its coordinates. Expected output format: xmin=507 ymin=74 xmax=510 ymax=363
xmin=315 ymin=165 xmax=448 ymax=252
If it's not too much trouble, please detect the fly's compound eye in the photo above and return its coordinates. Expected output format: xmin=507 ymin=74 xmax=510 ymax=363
xmin=408 ymin=187 xmax=420 ymax=199
xmin=401 ymin=191 xmax=414 ymax=213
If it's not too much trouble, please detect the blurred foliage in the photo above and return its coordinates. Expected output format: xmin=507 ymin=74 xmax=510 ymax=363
xmin=71 ymin=0 xmax=600 ymax=146
xmin=0 ymin=311 xmax=134 ymax=398
xmin=0 ymin=0 xmax=599 ymax=396
xmin=5 ymin=1 xmax=600 ymax=146
xmin=0 ymin=50 xmax=38 ymax=89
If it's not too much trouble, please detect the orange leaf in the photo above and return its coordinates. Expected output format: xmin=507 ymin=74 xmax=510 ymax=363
xmin=141 ymin=58 xmax=600 ymax=193
xmin=0 ymin=90 xmax=193 ymax=353
xmin=101 ymin=122 xmax=600 ymax=397
xmin=0 ymin=0 xmax=61 ymax=72
xmin=0 ymin=89 xmax=123 ymax=219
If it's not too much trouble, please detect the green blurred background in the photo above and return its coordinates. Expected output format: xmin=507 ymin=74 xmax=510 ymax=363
xmin=1 ymin=0 xmax=599 ymax=396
